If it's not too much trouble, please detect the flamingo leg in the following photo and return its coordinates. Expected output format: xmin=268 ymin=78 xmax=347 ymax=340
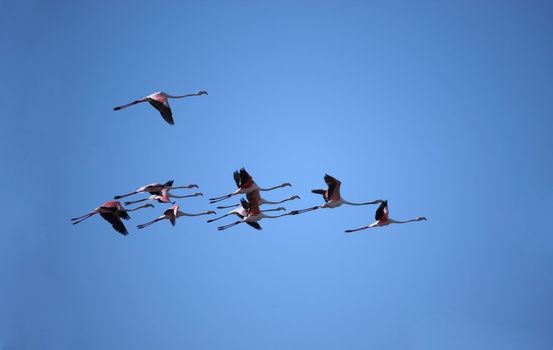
xmin=216 ymin=203 xmax=240 ymax=209
xmin=71 ymin=212 xmax=97 ymax=224
xmin=217 ymin=221 xmax=242 ymax=231
xmin=344 ymin=226 xmax=371 ymax=233
xmin=137 ymin=217 xmax=164 ymax=229
xmin=113 ymin=100 xmax=143 ymax=110
xmin=207 ymin=213 xmax=233 ymax=223
xmin=124 ymin=198 xmax=148 ymax=206
xmin=114 ymin=191 xmax=138 ymax=200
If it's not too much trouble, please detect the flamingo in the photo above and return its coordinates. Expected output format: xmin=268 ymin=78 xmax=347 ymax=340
xmin=215 ymin=194 xmax=300 ymax=210
xmin=216 ymin=196 xmax=306 ymax=231
xmin=137 ymin=204 xmax=215 ymax=229
xmin=345 ymin=200 xmax=427 ymax=233
xmin=124 ymin=189 xmax=203 ymax=206
xmin=207 ymin=201 xmax=286 ymax=223
xmin=71 ymin=201 xmax=154 ymax=235
xmin=114 ymin=180 xmax=198 ymax=200
xmin=209 ymin=167 xmax=291 ymax=204
xmin=287 ymin=174 xmax=383 ymax=215
xmin=113 ymin=90 xmax=208 ymax=125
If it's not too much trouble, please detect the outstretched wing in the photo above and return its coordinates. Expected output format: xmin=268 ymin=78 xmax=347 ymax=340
xmin=100 ymin=213 xmax=129 ymax=235
xmin=239 ymin=168 xmax=252 ymax=188
xmin=233 ymin=170 xmax=241 ymax=188
xmin=148 ymin=99 xmax=174 ymax=125
xmin=324 ymin=174 xmax=341 ymax=200
xmin=240 ymin=198 xmax=250 ymax=210
xmin=246 ymin=221 xmax=262 ymax=230
xmin=375 ymin=201 xmax=388 ymax=221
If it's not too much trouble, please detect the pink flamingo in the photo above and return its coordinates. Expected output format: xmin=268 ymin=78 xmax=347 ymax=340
xmin=216 ymin=196 xmax=306 ymax=231
xmin=137 ymin=204 xmax=215 ymax=229
xmin=209 ymin=168 xmax=291 ymax=204
xmin=215 ymin=192 xmax=300 ymax=210
xmin=113 ymin=90 xmax=208 ymax=125
xmin=71 ymin=201 xmax=154 ymax=235
xmin=288 ymin=174 xmax=383 ymax=215
xmin=207 ymin=201 xmax=286 ymax=223
xmin=345 ymin=200 xmax=427 ymax=233
xmin=114 ymin=180 xmax=198 ymax=200
xmin=124 ymin=189 xmax=203 ymax=206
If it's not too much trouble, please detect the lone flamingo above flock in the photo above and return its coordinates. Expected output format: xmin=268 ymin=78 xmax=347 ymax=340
xmin=113 ymin=90 xmax=208 ymax=125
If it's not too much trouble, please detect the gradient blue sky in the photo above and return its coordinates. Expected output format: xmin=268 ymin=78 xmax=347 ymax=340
xmin=1 ymin=1 xmax=552 ymax=349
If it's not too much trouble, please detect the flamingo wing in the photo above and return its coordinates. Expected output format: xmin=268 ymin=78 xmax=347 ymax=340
xmin=324 ymin=174 xmax=341 ymax=200
xmin=375 ymin=201 xmax=389 ymax=221
xmin=148 ymin=98 xmax=174 ymax=125
xmin=100 ymin=213 xmax=129 ymax=235
xmin=233 ymin=170 xmax=241 ymax=188
xmin=239 ymin=168 xmax=252 ymax=187
xmin=246 ymin=222 xmax=262 ymax=230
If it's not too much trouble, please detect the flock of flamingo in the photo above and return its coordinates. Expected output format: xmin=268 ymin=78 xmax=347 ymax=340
xmin=71 ymin=90 xmax=427 ymax=235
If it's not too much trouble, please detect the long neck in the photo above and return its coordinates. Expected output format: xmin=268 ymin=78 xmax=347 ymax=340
xmin=178 ymin=211 xmax=212 ymax=217
xmin=342 ymin=199 xmax=382 ymax=206
xmin=259 ymin=183 xmax=288 ymax=191
xmin=261 ymin=196 xmax=296 ymax=205
xmin=260 ymin=208 xmax=285 ymax=213
xmin=126 ymin=204 xmax=151 ymax=211
xmin=260 ymin=212 xmax=292 ymax=219
xmin=165 ymin=93 xmax=201 ymax=99
xmin=390 ymin=218 xmax=419 ymax=224
xmin=170 ymin=192 xmax=202 ymax=199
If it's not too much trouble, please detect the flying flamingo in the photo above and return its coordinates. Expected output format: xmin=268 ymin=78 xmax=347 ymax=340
xmin=345 ymin=200 xmax=427 ymax=233
xmin=113 ymin=90 xmax=208 ymax=125
xmin=124 ymin=189 xmax=203 ymax=206
xmin=215 ymin=194 xmax=300 ymax=209
xmin=216 ymin=196 xmax=306 ymax=231
xmin=209 ymin=167 xmax=291 ymax=204
xmin=287 ymin=174 xmax=383 ymax=215
xmin=207 ymin=201 xmax=286 ymax=223
xmin=137 ymin=204 xmax=215 ymax=229
xmin=114 ymin=180 xmax=198 ymax=200
xmin=71 ymin=201 xmax=154 ymax=235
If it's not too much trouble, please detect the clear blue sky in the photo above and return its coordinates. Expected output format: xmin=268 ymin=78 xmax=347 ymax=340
xmin=1 ymin=1 xmax=552 ymax=349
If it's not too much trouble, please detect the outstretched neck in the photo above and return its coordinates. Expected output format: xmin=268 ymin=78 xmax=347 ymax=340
xmin=126 ymin=204 xmax=151 ymax=211
xmin=390 ymin=218 xmax=418 ymax=224
xmin=342 ymin=199 xmax=382 ymax=206
xmin=165 ymin=93 xmax=200 ymax=99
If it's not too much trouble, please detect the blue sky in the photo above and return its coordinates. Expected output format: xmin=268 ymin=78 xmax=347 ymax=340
xmin=1 ymin=1 xmax=552 ymax=349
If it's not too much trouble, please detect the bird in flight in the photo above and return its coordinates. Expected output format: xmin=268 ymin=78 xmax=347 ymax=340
xmin=113 ymin=90 xmax=208 ymax=125
xmin=207 ymin=201 xmax=286 ymax=223
xmin=123 ymin=189 xmax=203 ymax=206
xmin=286 ymin=174 xmax=383 ymax=215
xmin=215 ymin=194 xmax=300 ymax=210
xmin=216 ymin=194 xmax=307 ymax=231
xmin=209 ymin=167 xmax=291 ymax=204
xmin=345 ymin=200 xmax=427 ymax=233
xmin=137 ymin=204 xmax=215 ymax=229
xmin=114 ymin=180 xmax=198 ymax=200
xmin=71 ymin=201 xmax=154 ymax=235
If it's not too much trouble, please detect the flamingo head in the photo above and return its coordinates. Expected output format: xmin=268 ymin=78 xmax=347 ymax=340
xmin=193 ymin=192 xmax=203 ymax=197
xmin=282 ymin=183 xmax=292 ymax=187
xmin=416 ymin=216 xmax=427 ymax=221
xmin=206 ymin=210 xmax=216 ymax=215
xmin=198 ymin=90 xmax=208 ymax=95
xmin=290 ymin=195 xmax=300 ymax=200
xmin=190 ymin=184 xmax=200 ymax=188
xmin=276 ymin=207 xmax=286 ymax=211
xmin=143 ymin=204 xmax=155 ymax=208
